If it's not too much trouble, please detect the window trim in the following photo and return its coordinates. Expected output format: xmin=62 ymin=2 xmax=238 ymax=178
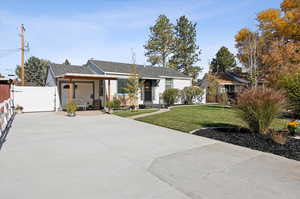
xmin=165 ymin=78 xmax=173 ymax=89
xmin=117 ymin=78 xmax=129 ymax=94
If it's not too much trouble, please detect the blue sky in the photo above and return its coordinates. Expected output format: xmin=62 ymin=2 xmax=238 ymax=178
xmin=0 ymin=0 xmax=282 ymax=77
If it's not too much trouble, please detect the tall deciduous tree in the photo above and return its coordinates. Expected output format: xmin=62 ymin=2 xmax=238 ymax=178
xmin=169 ymin=16 xmax=202 ymax=81
xmin=262 ymin=40 xmax=300 ymax=86
xmin=15 ymin=56 xmax=49 ymax=86
xmin=210 ymin=46 xmax=237 ymax=73
xmin=235 ymin=0 xmax=300 ymax=86
xmin=144 ymin=15 xmax=174 ymax=67
xmin=257 ymin=0 xmax=300 ymax=42
xmin=235 ymin=29 xmax=263 ymax=87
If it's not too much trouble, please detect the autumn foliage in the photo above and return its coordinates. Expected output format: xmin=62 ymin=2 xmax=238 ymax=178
xmin=235 ymin=0 xmax=300 ymax=87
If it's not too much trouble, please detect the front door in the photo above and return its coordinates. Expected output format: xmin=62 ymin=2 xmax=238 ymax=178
xmin=144 ymin=81 xmax=152 ymax=102
xmin=61 ymin=83 xmax=71 ymax=108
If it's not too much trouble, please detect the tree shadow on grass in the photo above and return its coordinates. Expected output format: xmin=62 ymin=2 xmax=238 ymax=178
xmin=200 ymin=121 xmax=241 ymax=128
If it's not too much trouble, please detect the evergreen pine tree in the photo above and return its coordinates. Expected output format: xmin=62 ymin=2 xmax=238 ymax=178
xmin=169 ymin=16 xmax=202 ymax=82
xmin=210 ymin=46 xmax=237 ymax=73
xmin=15 ymin=56 xmax=49 ymax=86
xmin=144 ymin=15 xmax=174 ymax=67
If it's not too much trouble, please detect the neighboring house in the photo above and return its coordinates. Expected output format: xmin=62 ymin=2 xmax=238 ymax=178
xmin=200 ymin=72 xmax=250 ymax=103
xmin=45 ymin=60 xmax=192 ymax=110
xmin=0 ymin=77 xmax=13 ymax=103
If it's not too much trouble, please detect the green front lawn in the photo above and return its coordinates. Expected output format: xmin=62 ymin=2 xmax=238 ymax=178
xmin=136 ymin=105 xmax=288 ymax=132
xmin=113 ymin=109 xmax=159 ymax=117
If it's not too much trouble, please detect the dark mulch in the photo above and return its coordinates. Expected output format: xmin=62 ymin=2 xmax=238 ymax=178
xmin=193 ymin=127 xmax=300 ymax=161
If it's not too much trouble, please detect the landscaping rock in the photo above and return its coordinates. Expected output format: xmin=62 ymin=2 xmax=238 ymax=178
xmin=193 ymin=128 xmax=300 ymax=161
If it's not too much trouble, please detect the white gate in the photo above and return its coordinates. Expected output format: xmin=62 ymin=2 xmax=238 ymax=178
xmin=13 ymin=86 xmax=60 ymax=112
xmin=0 ymin=99 xmax=14 ymax=136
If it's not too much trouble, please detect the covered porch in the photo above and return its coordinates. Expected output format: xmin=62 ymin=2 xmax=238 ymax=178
xmin=57 ymin=74 xmax=117 ymax=110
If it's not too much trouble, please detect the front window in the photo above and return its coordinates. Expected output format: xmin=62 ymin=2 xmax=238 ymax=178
xmin=117 ymin=79 xmax=128 ymax=94
xmin=224 ymin=85 xmax=235 ymax=93
xmin=165 ymin=78 xmax=173 ymax=89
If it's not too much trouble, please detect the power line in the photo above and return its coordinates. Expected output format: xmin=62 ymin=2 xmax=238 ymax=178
xmin=0 ymin=49 xmax=19 ymax=58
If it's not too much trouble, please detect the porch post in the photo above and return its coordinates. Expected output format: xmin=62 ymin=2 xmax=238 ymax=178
xmin=108 ymin=79 xmax=111 ymax=101
xmin=68 ymin=79 xmax=73 ymax=103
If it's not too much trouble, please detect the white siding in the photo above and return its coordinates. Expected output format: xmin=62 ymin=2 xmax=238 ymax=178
xmin=138 ymin=88 xmax=143 ymax=104
xmin=105 ymin=79 xmax=118 ymax=97
xmin=157 ymin=78 xmax=165 ymax=104
xmin=173 ymin=79 xmax=192 ymax=90
xmin=173 ymin=79 xmax=192 ymax=104
xmin=45 ymin=70 xmax=56 ymax=86
xmin=200 ymin=88 xmax=207 ymax=104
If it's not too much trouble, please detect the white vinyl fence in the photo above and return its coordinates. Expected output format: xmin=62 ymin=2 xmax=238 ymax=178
xmin=13 ymin=86 xmax=60 ymax=112
xmin=0 ymin=99 xmax=14 ymax=137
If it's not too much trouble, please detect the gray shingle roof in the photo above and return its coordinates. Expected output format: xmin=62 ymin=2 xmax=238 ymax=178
xmin=90 ymin=60 xmax=191 ymax=79
xmin=49 ymin=63 xmax=95 ymax=77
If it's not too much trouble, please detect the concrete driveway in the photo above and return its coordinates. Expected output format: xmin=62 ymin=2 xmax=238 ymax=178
xmin=1 ymin=112 xmax=299 ymax=199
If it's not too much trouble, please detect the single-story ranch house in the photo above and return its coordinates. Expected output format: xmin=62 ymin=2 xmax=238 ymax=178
xmin=200 ymin=72 xmax=249 ymax=103
xmin=45 ymin=60 xmax=192 ymax=110
xmin=200 ymin=71 xmax=266 ymax=103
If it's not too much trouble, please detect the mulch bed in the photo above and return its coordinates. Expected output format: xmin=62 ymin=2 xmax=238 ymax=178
xmin=193 ymin=128 xmax=300 ymax=161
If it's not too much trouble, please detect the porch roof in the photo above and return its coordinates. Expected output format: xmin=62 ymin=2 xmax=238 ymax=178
xmin=57 ymin=73 xmax=117 ymax=80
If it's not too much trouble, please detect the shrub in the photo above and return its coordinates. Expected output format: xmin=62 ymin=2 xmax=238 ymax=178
xmin=66 ymin=101 xmax=77 ymax=113
xmin=218 ymin=92 xmax=229 ymax=106
xmin=105 ymin=101 xmax=114 ymax=110
xmin=112 ymin=98 xmax=121 ymax=110
xmin=279 ymin=73 xmax=300 ymax=118
xmin=15 ymin=105 xmax=23 ymax=111
xmin=139 ymin=104 xmax=146 ymax=109
xmin=181 ymin=86 xmax=203 ymax=104
xmin=162 ymin=88 xmax=180 ymax=106
xmin=236 ymin=88 xmax=286 ymax=135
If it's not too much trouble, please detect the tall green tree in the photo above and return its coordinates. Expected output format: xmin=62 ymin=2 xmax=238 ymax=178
xmin=64 ymin=59 xmax=71 ymax=65
xmin=169 ymin=16 xmax=202 ymax=81
xmin=210 ymin=46 xmax=237 ymax=73
xmin=144 ymin=15 xmax=174 ymax=67
xmin=15 ymin=56 xmax=49 ymax=86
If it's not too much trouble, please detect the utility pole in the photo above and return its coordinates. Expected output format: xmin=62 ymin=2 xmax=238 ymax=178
xmin=20 ymin=24 xmax=25 ymax=86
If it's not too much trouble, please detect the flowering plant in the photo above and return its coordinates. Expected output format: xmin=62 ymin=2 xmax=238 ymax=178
xmin=287 ymin=120 xmax=298 ymax=136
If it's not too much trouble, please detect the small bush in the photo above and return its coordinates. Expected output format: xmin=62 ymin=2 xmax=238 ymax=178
xmin=112 ymin=98 xmax=121 ymax=110
xmin=162 ymin=88 xmax=180 ymax=106
xmin=279 ymin=73 xmax=300 ymax=118
xmin=106 ymin=101 xmax=114 ymax=110
xmin=66 ymin=101 xmax=77 ymax=113
xmin=181 ymin=86 xmax=203 ymax=104
xmin=15 ymin=105 xmax=24 ymax=111
xmin=236 ymin=88 xmax=286 ymax=135
xmin=139 ymin=104 xmax=146 ymax=109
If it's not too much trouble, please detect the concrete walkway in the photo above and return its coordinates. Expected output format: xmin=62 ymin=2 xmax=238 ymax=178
xmin=0 ymin=112 xmax=299 ymax=199
xmin=129 ymin=108 xmax=170 ymax=119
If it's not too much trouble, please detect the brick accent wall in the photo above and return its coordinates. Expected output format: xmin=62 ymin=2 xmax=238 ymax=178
xmin=0 ymin=84 xmax=10 ymax=103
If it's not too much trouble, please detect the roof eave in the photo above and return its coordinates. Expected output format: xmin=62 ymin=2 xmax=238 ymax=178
xmin=56 ymin=73 xmax=117 ymax=80
xmin=159 ymin=75 xmax=192 ymax=80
